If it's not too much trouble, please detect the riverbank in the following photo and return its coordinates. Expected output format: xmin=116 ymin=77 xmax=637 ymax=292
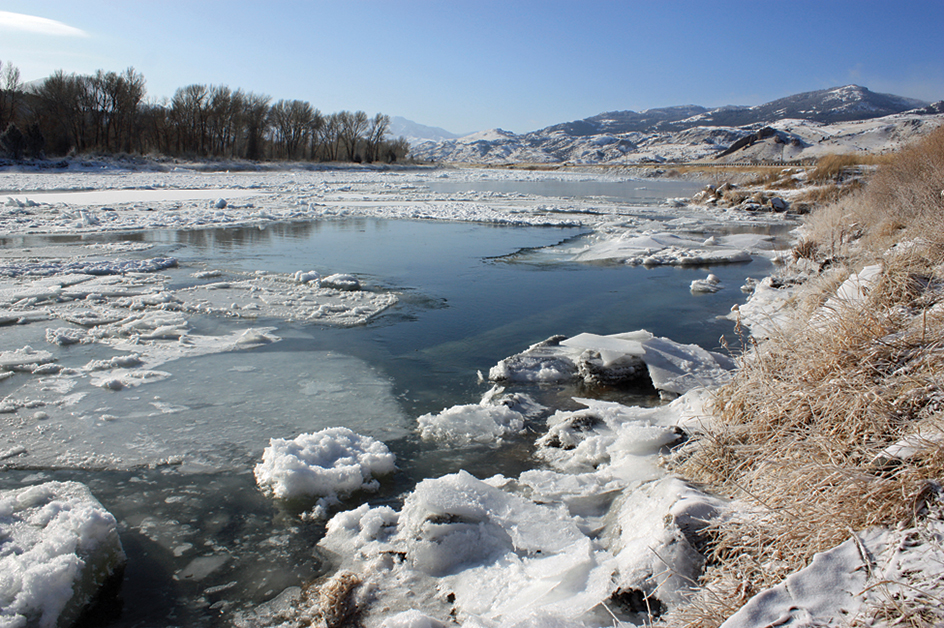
xmin=666 ymin=125 xmax=944 ymax=626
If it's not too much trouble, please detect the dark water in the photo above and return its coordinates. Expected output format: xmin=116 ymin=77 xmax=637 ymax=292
xmin=0 ymin=209 xmax=788 ymax=626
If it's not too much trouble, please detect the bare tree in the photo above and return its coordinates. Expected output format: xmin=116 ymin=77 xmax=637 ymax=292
xmin=1 ymin=61 xmax=22 ymax=130
xmin=269 ymin=99 xmax=315 ymax=160
xmin=363 ymin=113 xmax=390 ymax=163
xmin=340 ymin=110 xmax=369 ymax=162
xmin=319 ymin=112 xmax=344 ymax=161
xmin=242 ymin=92 xmax=270 ymax=160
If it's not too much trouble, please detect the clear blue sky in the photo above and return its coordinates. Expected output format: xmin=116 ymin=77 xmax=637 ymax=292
xmin=2 ymin=1 xmax=943 ymax=135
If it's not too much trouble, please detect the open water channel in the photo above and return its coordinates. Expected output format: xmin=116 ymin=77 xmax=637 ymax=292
xmin=0 ymin=176 xmax=791 ymax=626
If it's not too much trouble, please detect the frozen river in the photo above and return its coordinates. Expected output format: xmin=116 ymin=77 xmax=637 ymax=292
xmin=0 ymin=167 xmax=793 ymax=626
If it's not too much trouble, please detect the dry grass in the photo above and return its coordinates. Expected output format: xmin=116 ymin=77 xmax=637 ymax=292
xmin=665 ymin=125 xmax=944 ymax=627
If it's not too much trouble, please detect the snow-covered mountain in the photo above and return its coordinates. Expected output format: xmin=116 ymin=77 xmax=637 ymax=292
xmin=411 ymin=86 xmax=943 ymax=165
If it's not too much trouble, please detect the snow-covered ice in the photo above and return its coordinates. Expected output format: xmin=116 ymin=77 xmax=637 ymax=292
xmin=490 ymin=330 xmax=735 ymax=396
xmin=0 ymin=481 xmax=125 ymax=628
xmin=254 ymin=427 xmax=397 ymax=519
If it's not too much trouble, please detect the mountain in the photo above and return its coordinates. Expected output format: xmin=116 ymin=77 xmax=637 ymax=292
xmin=388 ymin=116 xmax=462 ymax=145
xmin=410 ymin=86 xmax=942 ymax=165
xmin=541 ymin=105 xmax=708 ymax=136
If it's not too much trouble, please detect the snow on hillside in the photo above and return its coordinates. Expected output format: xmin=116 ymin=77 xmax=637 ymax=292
xmin=410 ymin=86 xmax=943 ymax=165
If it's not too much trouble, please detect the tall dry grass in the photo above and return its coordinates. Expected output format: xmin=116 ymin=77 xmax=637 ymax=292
xmin=666 ymin=124 xmax=944 ymax=627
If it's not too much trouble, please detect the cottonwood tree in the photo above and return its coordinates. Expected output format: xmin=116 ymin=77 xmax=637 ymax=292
xmin=363 ymin=113 xmax=390 ymax=163
xmin=171 ymin=84 xmax=209 ymax=154
xmin=319 ymin=112 xmax=344 ymax=161
xmin=269 ymin=99 xmax=316 ymax=160
xmin=242 ymin=92 xmax=270 ymax=160
xmin=340 ymin=110 xmax=369 ymax=162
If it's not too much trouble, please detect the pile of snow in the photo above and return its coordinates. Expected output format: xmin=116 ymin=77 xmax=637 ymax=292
xmin=0 ymin=481 xmax=125 ymax=628
xmin=254 ymin=427 xmax=397 ymax=519
xmin=489 ymin=330 xmax=736 ymax=396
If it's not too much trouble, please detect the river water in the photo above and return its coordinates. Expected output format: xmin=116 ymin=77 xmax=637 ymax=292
xmin=0 ymin=177 xmax=790 ymax=626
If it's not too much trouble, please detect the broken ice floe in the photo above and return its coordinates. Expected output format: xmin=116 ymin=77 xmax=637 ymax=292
xmin=489 ymin=330 xmax=735 ymax=396
xmin=254 ymin=427 xmax=397 ymax=519
xmin=568 ymin=231 xmax=758 ymax=266
xmin=176 ymin=272 xmax=394 ymax=326
xmin=0 ymin=481 xmax=125 ymax=628
xmin=0 ymin=257 xmax=178 ymax=278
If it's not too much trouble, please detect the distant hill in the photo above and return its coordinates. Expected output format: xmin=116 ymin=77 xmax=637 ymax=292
xmin=388 ymin=116 xmax=462 ymax=145
xmin=409 ymin=85 xmax=943 ymax=165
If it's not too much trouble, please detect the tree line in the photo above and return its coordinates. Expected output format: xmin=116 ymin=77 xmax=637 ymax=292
xmin=0 ymin=61 xmax=410 ymax=163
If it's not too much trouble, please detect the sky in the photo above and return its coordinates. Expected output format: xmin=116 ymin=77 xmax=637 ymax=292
xmin=2 ymin=1 xmax=943 ymax=135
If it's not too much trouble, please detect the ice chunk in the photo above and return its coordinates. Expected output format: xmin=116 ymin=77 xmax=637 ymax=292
xmin=488 ymin=335 xmax=576 ymax=383
xmin=490 ymin=331 xmax=734 ymax=396
xmin=638 ymin=336 xmax=735 ymax=395
xmin=254 ymin=427 xmax=397 ymax=518
xmin=417 ymin=404 xmax=526 ymax=445
xmin=320 ymin=273 xmax=360 ymax=291
xmin=560 ymin=332 xmax=645 ymax=366
xmin=0 ymin=481 xmax=125 ymax=628
xmin=604 ymin=477 xmax=725 ymax=610
xmin=293 ymin=270 xmax=320 ymax=284
xmin=397 ymin=471 xmax=616 ymax=623
xmin=690 ymin=273 xmax=722 ymax=293
xmin=0 ymin=346 xmax=55 ymax=370
xmin=416 ymin=389 xmax=542 ymax=446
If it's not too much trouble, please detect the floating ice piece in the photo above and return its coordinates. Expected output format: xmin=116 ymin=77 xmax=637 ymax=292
xmin=320 ymin=273 xmax=361 ymax=291
xmin=0 ymin=346 xmax=55 ymax=370
xmin=417 ymin=388 xmax=543 ymax=446
xmin=177 ymin=273 xmax=395 ymax=327
xmin=293 ymin=270 xmax=320 ymax=283
xmin=0 ymin=257 xmax=177 ymax=278
xmin=214 ymin=198 xmax=227 ymax=209
xmin=690 ymin=273 xmax=722 ymax=293
xmin=254 ymin=427 xmax=397 ymax=518
xmin=0 ymin=481 xmax=125 ymax=628
xmin=487 ymin=335 xmax=576 ymax=383
xmin=490 ymin=331 xmax=734 ymax=396
xmin=45 ymin=327 xmax=88 ymax=346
